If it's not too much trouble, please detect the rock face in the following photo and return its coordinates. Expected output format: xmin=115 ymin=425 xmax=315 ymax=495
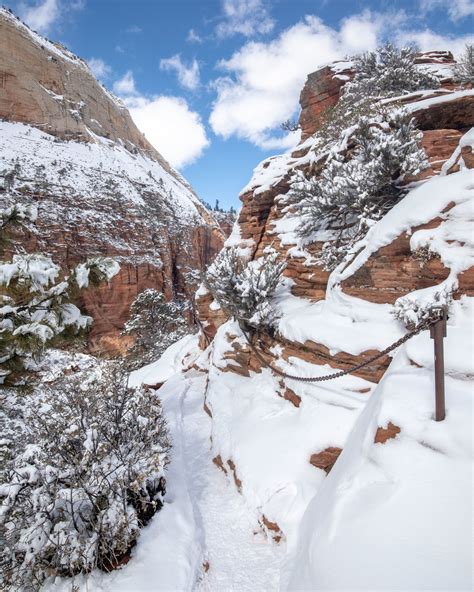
xmin=198 ymin=50 xmax=474 ymax=378
xmin=195 ymin=51 xmax=473 ymax=572
xmin=0 ymin=8 xmax=164 ymax=167
xmin=0 ymin=8 xmax=224 ymax=353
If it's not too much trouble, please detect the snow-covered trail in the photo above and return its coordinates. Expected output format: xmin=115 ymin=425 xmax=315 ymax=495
xmin=179 ymin=373 xmax=284 ymax=592
xmin=47 ymin=364 xmax=284 ymax=592
xmin=140 ymin=369 xmax=285 ymax=591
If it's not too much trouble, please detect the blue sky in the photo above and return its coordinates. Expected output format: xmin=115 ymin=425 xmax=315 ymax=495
xmin=7 ymin=0 xmax=473 ymax=209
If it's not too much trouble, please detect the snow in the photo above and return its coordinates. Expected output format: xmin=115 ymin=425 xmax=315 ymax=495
xmin=330 ymin=169 xmax=474 ymax=288
xmin=380 ymin=87 xmax=452 ymax=106
xmin=0 ymin=254 xmax=60 ymax=288
xmin=240 ymin=153 xmax=292 ymax=196
xmin=0 ymin=120 xmax=212 ymax=267
xmin=0 ymin=120 xmax=204 ymax=220
xmin=277 ymin=284 xmax=404 ymax=356
xmin=45 ymin=339 xmax=284 ymax=592
xmin=129 ymin=334 xmax=199 ymax=387
xmin=205 ymin=320 xmax=373 ymax=545
xmin=224 ymin=221 xmax=254 ymax=256
xmin=286 ymin=326 xmax=473 ymax=591
xmin=405 ymin=88 xmax=474 ymax=113
xmin=64 ymin=137 xmax=471 ymax=592
xmin=1 ymin=33 xmax=471 ymax=591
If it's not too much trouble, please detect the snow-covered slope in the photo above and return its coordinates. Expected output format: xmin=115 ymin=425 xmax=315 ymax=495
xmin=286 ymin=304 xmax=473 ymax=590
xmin=194 ymin=50 xmax=474 ymax=591
xmin=0 ymin=8 xmax=224 ymax=353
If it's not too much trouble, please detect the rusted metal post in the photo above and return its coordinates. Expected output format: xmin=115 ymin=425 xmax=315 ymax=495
xmin=429 ymin=308 xmax=447 ymax=421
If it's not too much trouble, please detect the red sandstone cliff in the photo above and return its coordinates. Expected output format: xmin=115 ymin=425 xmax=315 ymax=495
xmin=198 ymin=50 xmax=474 ymax=378
xmin=194 ymin=50 xmax=473 ymax=554
xmin=0 ymin=8 xmax=224 ymax=354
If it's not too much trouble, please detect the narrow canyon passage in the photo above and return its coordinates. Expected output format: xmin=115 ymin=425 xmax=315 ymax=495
xmin=46 ymin=359 xmax=284 ymax=592
xmin=114 ymin=369 xmax=285 ymax=592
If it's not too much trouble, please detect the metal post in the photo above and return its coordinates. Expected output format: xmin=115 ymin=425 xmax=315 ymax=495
xmin=429 ymin=308 xmax=447 ymax=421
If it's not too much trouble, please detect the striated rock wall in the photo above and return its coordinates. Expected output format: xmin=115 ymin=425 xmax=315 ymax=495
xmin=197 ymin=50 xmax=474 ymax=379
xmin=1 ymin=8 xmax=162 ymax=166
xmin=195 ymin=49 xmax=473 ymax=553
xmin=0 ymin=8 xmax=225 ymax=354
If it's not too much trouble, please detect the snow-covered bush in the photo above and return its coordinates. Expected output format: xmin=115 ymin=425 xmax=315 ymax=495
xmin=205 ymin=248 xmax=286 ymax=332
xmin=454 ymin=44 xmax=474 ymax=86
xmin=392 ymin=289 xmax=453 ymax=330
xmin=0 ymin=205 xmax=119 ymax=384
xmin=294 ymin=110 xmax=428 ymax=269
xmin=346 ymin=43 xmax=440 ymax=102
xmin=313 ymin=44 xmax=439 ymax=149
xmin=0 ymin=364 xmax=170 ymax=590
xmin=123 ymin=289 xmax=189 ymax=366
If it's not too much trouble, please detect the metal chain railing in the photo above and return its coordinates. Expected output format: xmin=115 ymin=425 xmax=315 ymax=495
xmin=240 ymin=314 xmax=440 ymax=383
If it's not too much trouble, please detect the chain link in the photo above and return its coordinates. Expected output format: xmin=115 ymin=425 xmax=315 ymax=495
xmin=241 ymin=316 xmax=435 ymax=383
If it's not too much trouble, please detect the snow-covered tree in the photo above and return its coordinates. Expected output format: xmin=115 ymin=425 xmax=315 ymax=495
xmin=346 ymin=43 xmax=440 ymax=102
xmin=313 ymin=44 xmax=440 ymax=149
xmin=454 ymin=44 xmax=474 ymax=86
xmin=0 ymin=364 xmax=170 ymax=590
xmin=123 ymin=289 xmax=188 ymax=366
xmin=294 ymin=110 xmax=428 ymax=269
xmin=0 ymin=204 xmax=119 ymax=384
xmin=205 ymin=248 xmax=286 ymax=332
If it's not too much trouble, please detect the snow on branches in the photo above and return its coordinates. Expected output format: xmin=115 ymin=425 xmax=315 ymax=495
xmin=392 ymin=288 xmax=453 ymax=330
xmin=0 ymin=364 xmax=170 ymax=589
xmin=0 ymin=205 xmax=119 ymax=384
xmin=205 ymin=248 xmax=286 ymax=332
xmin=346 ymin=43 xmax=440 ymax=102
xmin=293 ymin=110 xmax=428 ymax=270
xmin=123 ymin=289 xmax=189 ymax=367
xmin=453 ymin=44 xmax=474 ymax=87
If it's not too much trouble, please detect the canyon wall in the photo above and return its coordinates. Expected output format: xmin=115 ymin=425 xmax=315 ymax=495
xmin=0 ymin=8 xmax=224 ymax=354
xmin=198 ymin=50 xmax=474 ymax=377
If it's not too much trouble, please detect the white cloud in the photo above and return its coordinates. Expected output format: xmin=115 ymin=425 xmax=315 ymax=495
xmin=87 ymin=57 xmax=111 ymax=80
xmin=19 ymin=0 xmax=84 ymax=34
xmin=187 ymin=28 xmax=202 ymax=43
xmin=113 ymin=71 xmax=137 ymax=96
xmin=160 ymin=54 xmax=200 ymax=91
xmin=216 ymin=0 xmax=275 ymax=39
xmin=397 ymin=28 xmax=474 ymax=57
xmin=128 ymin=96 xmax=210 ymax=168
xmin=209 ymin=12 xmax=391 ymax=149
xmin=420 ymin=0 xmax=474 ymax=21
xmin=112 ymin=72 xmax=209 ymax=168
xmin=19 ymin=0 xmax=59 ymax=34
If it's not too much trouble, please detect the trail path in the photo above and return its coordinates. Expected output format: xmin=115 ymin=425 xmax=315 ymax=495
xmin=51 ymin=368 xmax=284 ymax=592
xmin=144 ymin=370 xmax=285 ymax=591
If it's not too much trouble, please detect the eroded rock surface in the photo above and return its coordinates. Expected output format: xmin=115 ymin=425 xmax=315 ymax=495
xmin=0 ymin=8 xmax=225 ymax=353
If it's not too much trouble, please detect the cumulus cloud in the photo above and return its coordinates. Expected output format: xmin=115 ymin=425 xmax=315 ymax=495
xmin=113 ymin=71 xmax=137 ymax=95
xmin=420 ymin=0 xmax=474 ymax=21
xmin=128 ymin=96 xmax=209 ymax=168
xmin=87 ymin=57 xmax=111 ymax=80
xmin=112 ymin=72 xmax=209 ymax=168
xmin=209 ymin=12 xmax=393 ymax=149
xmin=216 ymin=0 xmax=275 ymax=39
xmin=160 ymin=54 xmax=200 ymax=91
xmin=19 ymin=0 xmax=60 ymax=34
xmin=19 ymin=0 xmax=84 ymax=34
xmin=397 ymin=28 xmax=474 ymax=57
